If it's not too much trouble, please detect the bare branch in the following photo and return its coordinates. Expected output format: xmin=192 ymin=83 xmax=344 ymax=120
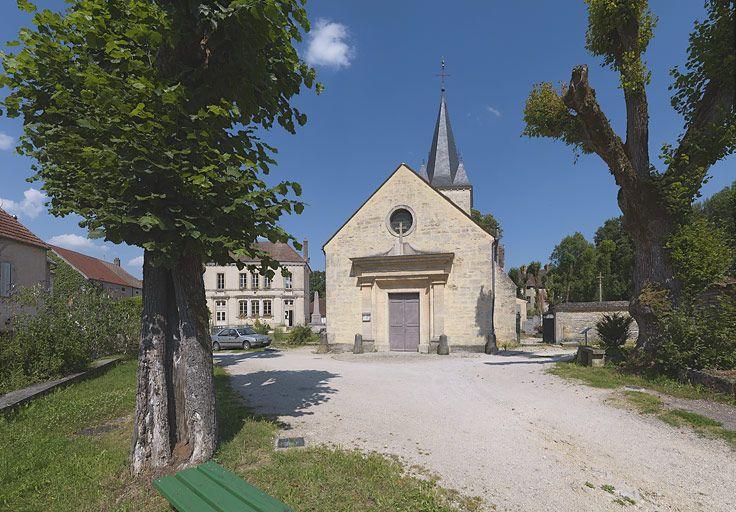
xmin=562 ymin=65 xmax=638 ymax=189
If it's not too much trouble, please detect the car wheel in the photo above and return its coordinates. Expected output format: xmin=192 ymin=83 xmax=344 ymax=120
xmin=213 ymin=341 xmax=221 ymax=351
xmin=242 ymin=340 xmax=251 ymax=350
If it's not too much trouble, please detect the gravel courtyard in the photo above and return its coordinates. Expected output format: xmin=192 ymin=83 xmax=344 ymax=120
xmin=217 ymin=347 xmax=736 ymax=512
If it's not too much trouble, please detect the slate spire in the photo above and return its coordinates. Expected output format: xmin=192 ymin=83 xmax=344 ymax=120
xmin=425 ymin=90 xmax=461 ymax=187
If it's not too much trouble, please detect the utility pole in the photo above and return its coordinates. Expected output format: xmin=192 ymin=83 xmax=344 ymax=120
xmin=597 ymin=272 xmax=603 ymax=302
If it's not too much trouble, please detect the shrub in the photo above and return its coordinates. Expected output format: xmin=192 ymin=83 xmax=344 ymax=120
xmin=0 ymin=256 xmax=141 ymax=393
xmin=272 ymin=327 xmax=287 ymax=342
xmin=644 ymin=295 xmax=736 ymax=377
xmin=252 ymin=319 xmax=270 ymax=335
xmin=287 ymin=325 xmax=318 ymax=345
xmin=596 ymin=313 xmax=633 ymax=362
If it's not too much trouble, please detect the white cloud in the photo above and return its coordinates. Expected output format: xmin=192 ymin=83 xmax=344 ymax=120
xmin=305 ymin=19 xmax=353 ymax=68
xmin=0 ymin=132 xmax=13 ymax=151
xmin=49 ymin=233 xmax=107 ymax=253
xmin=127 ymin=255 xmax=144 ymax=268
xmin=486 ymin=106 xmax=502 ymax=117
xmin=0 ymin=188 xmax=47 ymax=219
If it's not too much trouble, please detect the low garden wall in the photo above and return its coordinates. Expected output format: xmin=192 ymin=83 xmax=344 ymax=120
xmin=552 ymin=301 xmax=639 ymax=343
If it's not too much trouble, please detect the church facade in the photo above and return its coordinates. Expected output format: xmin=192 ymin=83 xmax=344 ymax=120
xmin=323 ymin=90 xmax=517 ymax=352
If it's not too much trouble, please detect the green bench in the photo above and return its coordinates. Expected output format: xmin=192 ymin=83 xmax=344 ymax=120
xmin=153 ymin=461 xmax=293 ymax=512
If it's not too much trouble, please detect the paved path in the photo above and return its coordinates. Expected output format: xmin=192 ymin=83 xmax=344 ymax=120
xmin=217 ymin=348 xmax=736 ymax=512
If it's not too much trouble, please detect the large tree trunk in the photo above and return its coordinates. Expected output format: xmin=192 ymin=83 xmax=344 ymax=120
xmin=619 ymin=188 xmax=680 ymax=353
xmin=131 ymin=249 xmax=216 ymax=475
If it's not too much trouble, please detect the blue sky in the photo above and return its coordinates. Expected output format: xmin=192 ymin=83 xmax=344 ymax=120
xmin=1 ymin=1 xmax=734 ymax=277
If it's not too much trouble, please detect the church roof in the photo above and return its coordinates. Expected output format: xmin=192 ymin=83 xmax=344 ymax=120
xmin=421 ymin=91 xmax=471 ymax=188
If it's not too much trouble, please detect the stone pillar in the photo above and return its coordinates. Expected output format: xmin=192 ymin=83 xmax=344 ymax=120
xmin=311 ymin=290 xmax=322 ymax=324
xmin=432 ymin=281 xmax=445 ymax=341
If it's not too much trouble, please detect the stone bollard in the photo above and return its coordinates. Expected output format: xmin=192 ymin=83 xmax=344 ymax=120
xmin=316 ymin=330 xmax=329 ymax=354
xmin=353 ymin=333 xmax=363 ymax=354
xmin=437 ymin=334 xmax=449 ymax=355
xmin=484 ymin=333 xmax=498 ymax=355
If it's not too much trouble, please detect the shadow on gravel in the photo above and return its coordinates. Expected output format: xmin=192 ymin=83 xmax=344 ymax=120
xmin=228 ymin=369 xmax=339 ymax=420
xmin=485 ymin=353 xmax=574 ymax=366
xmin=215 ymin=348 xmax=284 ymax=367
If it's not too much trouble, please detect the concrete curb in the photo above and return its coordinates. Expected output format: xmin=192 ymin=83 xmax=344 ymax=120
xmin=0 ymin=357 xmax=122 ymax=414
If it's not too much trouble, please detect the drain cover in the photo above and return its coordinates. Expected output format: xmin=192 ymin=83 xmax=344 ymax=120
xmin=276 ymin=437 xmax=305 ymax=449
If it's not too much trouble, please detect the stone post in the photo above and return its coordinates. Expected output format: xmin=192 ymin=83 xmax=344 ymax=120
xmin=353 ymin=333 xmax=363 ymax=354
xmin=484 ymin=333 xmax=498 ymax=354
xmin=316 ymin=330 xmax=329 ymax=354
xmin=437 ymin=334 xmax=449 ymax=355
xmin=311 ymin=290 xmax=322 ymax=324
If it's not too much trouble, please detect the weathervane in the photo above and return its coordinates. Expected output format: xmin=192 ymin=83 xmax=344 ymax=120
xmin=436 ymin=58 xmax=450 ymax=92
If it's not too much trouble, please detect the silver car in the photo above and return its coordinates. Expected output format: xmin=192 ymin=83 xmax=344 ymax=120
xmin=212 ymin=327 xmax=271 ymax=351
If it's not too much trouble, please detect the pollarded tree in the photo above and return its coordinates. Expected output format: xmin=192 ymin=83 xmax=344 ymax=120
xmin=1 ymin=0 xmax=316 ymax=473
xmin=523 ymin=0 xmax=735 ymax=350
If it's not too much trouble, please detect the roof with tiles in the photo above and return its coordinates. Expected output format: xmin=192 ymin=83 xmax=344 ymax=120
xmin=237 ymin=242 xmax=307 ymax=264
xmin=0 ymin=208 xmax=49 ymax=250
xmin=50 ymin=245 xmax=142 ymax=289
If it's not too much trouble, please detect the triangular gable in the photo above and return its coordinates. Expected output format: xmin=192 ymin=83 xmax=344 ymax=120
xmin=322 ymin=163 xmax=493 ymax=252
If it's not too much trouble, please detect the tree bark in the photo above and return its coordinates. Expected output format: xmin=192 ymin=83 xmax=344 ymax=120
xmin=131 ymin=249 xmax=216 ymax=474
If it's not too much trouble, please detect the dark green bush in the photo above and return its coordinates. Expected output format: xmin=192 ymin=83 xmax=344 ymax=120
xmin=287 ymin=325 xmax=318 ymax=345
xmin=252 ymin=319 xmax=270 ymax=335
xmin=596 ymin=313 xmax=633 ymax=362
xmin=644 ymin=295 xmax=736 ymax=376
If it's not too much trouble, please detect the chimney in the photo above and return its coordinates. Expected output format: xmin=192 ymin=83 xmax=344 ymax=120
xmin=113 ymin=257 xmax=121 ymax=267
xmin=302 ymin=239 xmax=309 ymax=263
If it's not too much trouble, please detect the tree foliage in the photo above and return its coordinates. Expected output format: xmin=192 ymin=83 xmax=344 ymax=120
xmin=546 ymin=233 xmax=598 ymax=303
xmin=471 ymin=209 xmax=503 ymax=239
xmin=1 ymin=0 xmax=317 ymax=271
xmin=309 ymin=270 xmax=325 ymax=300
xmin=594 ymin=217 xmax=634 ymax=300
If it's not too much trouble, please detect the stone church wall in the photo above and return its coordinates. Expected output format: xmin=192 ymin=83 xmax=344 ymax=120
xmin=494 ymin=269 xmax=518 ymax=344
xmin=324 ymin=166 xmax=505 ymax=351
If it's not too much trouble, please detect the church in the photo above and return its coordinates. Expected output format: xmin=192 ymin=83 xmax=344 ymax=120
xmin=323 ymin=83 xmax=517 ymax=353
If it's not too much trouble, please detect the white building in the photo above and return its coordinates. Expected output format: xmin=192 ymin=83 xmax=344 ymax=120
xmin=204 ymin=241 xmax=310 ymax=329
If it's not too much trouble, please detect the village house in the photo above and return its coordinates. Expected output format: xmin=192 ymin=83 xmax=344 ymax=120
xmin=50 ymin=245 xmax=142 ymax=298
xmin=323 ymin=86 xmax=517 ymax=352
xmin=0 ymin=208 xmax=53 ymax=331
xmin=204 ymin=241 xmax=310 ymax=329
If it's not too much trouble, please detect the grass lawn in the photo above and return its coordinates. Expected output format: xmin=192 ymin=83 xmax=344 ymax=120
xmin=0 ymin=361 xmax=477 ymax=512
xmin=549 ymin=361 xmax=736 ymax=406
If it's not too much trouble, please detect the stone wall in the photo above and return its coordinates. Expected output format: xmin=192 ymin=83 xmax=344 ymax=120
xmin=325 ymin=165 xmax=516 ymax=351
xmin=552 ymin=301 xmax=639 ymax=343
xmin=437 ymin=187 xmax=472 ymax=214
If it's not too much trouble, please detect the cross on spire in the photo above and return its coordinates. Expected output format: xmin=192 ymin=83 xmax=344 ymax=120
xmin=436 ymin=58 xmax=450 ymax=92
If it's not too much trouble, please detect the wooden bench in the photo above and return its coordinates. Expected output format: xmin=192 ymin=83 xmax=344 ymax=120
xmin=154 ymin=461 xmax=293 ymax=512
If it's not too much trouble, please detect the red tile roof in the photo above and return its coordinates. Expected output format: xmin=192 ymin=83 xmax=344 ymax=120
xmin=238 ymin=242 xmax=307 ymax=264
xmin=0 ymin=208 xmax=49 ymax=250
xmin=50 ymin=245 xmax=142 ymax=289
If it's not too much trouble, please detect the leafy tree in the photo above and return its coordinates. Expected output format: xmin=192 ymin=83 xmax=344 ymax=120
xmin=696 ymin=180 xmax=736 ymax=272
xmin=1 ymin=0 xmax=316 ymax=473
xmin=546 ymin=233 xmax=598 ymax=303
xmin=594 ymin=217 xmax=634 ymax=300
xmin=471 ymin=209 xmax=502 ymax=239
xmin=309 ymin=270 xmax=325 ymax=300
xmin=667 ymin=216 xmax=732 ymax=298
xmin=523 ymin=0 xmax=735 ymax=352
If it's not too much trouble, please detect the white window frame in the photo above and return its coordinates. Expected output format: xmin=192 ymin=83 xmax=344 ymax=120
xmin=239 ymin=273 xmax=247 ymax=289
xmin=263 ymin=299 xmax=272 ymax=317
xmin=238 ymin=300 xmax=248 ymax=318
xmin=263 ymin=276 xmax=271 ymax=289
xmin=251 ymin=272 xmax=259 ymax=289
xmin=250 ymin=299 xmax=260 ymax=317
xmin=216 ymin=273 xmax=225 ymax=290
xmin=284 ymin=272 xmax=292 ymax=289
xmin=215 ymin=299 xmax=227 ymax=324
